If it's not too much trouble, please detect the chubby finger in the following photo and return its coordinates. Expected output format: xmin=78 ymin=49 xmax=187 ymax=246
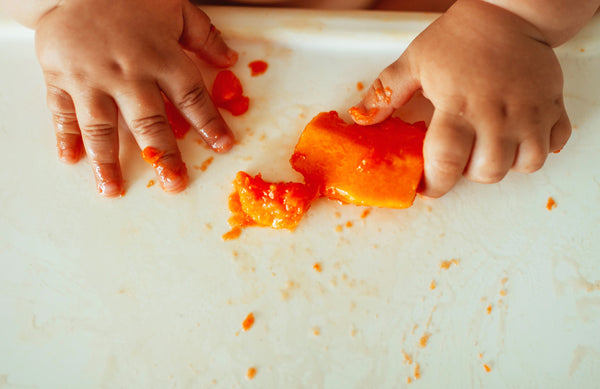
xmin=463 ymin=133 xmax=517 ymax=184
xmin=511 ymin=135 xmax=549 ymax=174
xmin=46 ymin=85 xmax=84 ymax=164
xmin=549 ymin=110 xmax=572 ymax=153
xmin=71 ymin=90 xmax=123 ymax=197
xmin=116 ymin=82 xmax=188 ymax=193
xmin=158 ymin=52 xmax=234 ymax=153
xmin=350 ymin=55 xmax=420 ymax=125
xmin=180 ymin=1 xmax=238 ymax=68
xmin=421 ymin=111 xmax=474 ymax=198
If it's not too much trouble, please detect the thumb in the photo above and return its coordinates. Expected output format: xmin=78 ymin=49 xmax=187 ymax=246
xmin=350 ymin=54 xmax=420 ymax=125
xmin=179 ymin=1 xmax=238 ymax=68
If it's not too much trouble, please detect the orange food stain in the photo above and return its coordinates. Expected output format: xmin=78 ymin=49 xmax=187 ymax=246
xmin=345 ymin=221 xmax=353 ymax=228
xmin=440 ymin=259 xmax=459 ymax=269
xmin=546 ymin=197 xmax=557 ymax=210
xmin=312 ymin=328 xmax=321 ymax=336
xmin=242 ymin=312 xmax=255 ymax=331
xmin=248 ymin=60 xmax=269 ymax=77
xmin=212 ymin=70 xmax=249 ymax=116
xmin=194 ymin=156 xmax=214 ymax=172
xmin=335 ymin=225 xmax=344 ymax=233
xmin=146 ymin=179 xmax=155 ymax=188
xmin=500 ymin=289 xmax=507 ymax=296
xmin=430 ymin=280 xmax=436 ymax=290
xmin=163 ymin=97 xmax=191 ymax=139
xmin=414 ymin=363 xmax=421 ymax=379
xmin=313 ymin=263 xmax=322 ymax=273
xmin=406 ymin=377 xmax=412 ymax=384
xmin=401 ymin=350 xmax=413 ymax=365
xmin=484 ymin=364 xmax=491 ymax=373
xmin=246 ymin=367 xmax=257 ymax=380
xmin=486 ymin=305 xmax=492 ymax=315
xmin=361 ymin=209 xmax=371 ymax=218
xmin=356 ymin=81 xmax=364 ymax=91
xmin=419 ymin=333 xmax=430 ymax=348
xmin=478 ymin=353 xmax=484 ymax=359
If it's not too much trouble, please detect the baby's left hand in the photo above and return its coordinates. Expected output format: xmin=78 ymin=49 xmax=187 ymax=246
xmin=351 ymin=0 xmax=572 ymax=198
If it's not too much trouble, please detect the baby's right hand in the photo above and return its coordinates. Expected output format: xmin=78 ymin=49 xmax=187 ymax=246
xmin=35 ymin=0 xmax=238 ymax=196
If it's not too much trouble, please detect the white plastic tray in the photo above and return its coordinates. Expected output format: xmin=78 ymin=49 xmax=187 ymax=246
xmin=1 ymin=6 xmax=599 ymax=388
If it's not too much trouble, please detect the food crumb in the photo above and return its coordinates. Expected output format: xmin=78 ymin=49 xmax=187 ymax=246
xmin=546 ymin=197 xmax=557 ymax=211
xmin=414 ymin=363 xmax=421 ymax=379
xmin=429 ymin=280 xmax=436 ymax=290
xmin=361 ymin=208 xmax=371 ymax=218
xmin=356 ymin=81 xmax=365 ymax=91
xmin=419 ymin=333 xmax=430 ymax=348
xmin=499 ymin=289 xmax=507 ymax=296
xmin=313 ymin=263 xmax=323 ymax=273
xmin=483 ymin=364 xmax=491 ymax=373
xmin=486 ymin=305 xmax=492 ymax=315
xmin=346 ymin=221 xmax=354 ymax=228
xmin=242 ymin=313 xmax=255 ymax=331
xmin=222 ymin=226 xmax=242 ymax=241
xmin=246 ymin=366 xmax=257 ymax=380
xmin=312 ymin=327 xmax=321 ymax=336
xmin=146 ymin=179 xmax=155 ymax=188
xmin=440 ymin=259 xmax=459 ymax=270
xmin=406 ymin=377 xmax=412 ymax=384
xmin=401 ymin=350 xmax=413 ymax=365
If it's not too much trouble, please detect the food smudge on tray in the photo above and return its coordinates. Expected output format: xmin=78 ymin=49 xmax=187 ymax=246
xmin=246 ymin=366 xmax=257 ymax=380
xmin=440 ymin=259 xmax=460 ymax=270
xmin=146 ymin=179 xmax=155 ymax=188
xmin=546 ymin=197 xmax=557 ymax=211
xmin=313 ymin=263 xmax=322 ymax=273
xmin=248 ymin=60 xmax=269 ymax=77
xmin=193 ymin=157 xmax=214 ymax=172
xmin=242 ymin=312 xmax=255 ymax=332
xmin=356 ymin=81 xmax=364 ymax=91
xmin=483 ymin=363 xmax=491 ymax=373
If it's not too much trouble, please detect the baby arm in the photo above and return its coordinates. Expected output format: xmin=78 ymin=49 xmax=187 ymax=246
xmin=2 ymin=0 xmax=237 ymax=196
xmin=352 ymin=0 xmax=600 ymax=198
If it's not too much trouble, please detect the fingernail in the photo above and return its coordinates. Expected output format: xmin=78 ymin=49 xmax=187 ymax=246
xmin=98 ymin=181 xmax=122 ymax=197
xmin=211 ymin=133 xmax=235 ymax=153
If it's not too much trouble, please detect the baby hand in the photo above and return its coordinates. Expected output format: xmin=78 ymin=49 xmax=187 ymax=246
xmin=35 ymin=0 xmax=238 ymax=196
xmin=351 ymin=0 xmax=571 ymax=198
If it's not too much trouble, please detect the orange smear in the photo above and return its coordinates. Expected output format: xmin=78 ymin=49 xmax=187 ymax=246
xmin=313 ymin=263 xmax=322 ymax=273
xmin=356 ymin=81 xmax=364 ymax=91
xmin=419 ymin=333 xmax=430 ymax=348
xmin=194 ymin=156 xmax=214 ymax=172
xmin=212 ymin=70 xmax=250 ymax=116
xmin=146 ymin=179 xmax=155 ymax=188
xmin=345 ymin=221 xmax=353 ymax=228
xmin=414 ymin=363 xmax=421 ymax=379
xmin=246 ymin=367 xmax=257 ymax=380
xmin=401 ymin=350 xmax=413 ymax=365
xmin=163 ymin=97 xmax=191 ymax=139
xmin=440 ymin=259 xmax=459 ymax=270
xmin=486 ymin=305 xmax=492 ymax=315
xmin=242 ymin=312 xmax=255 ymax=332
xmin=500 ymin=290 xmax=507 ymax=296
xmin=406 ymin=377 xmax=412 ymax=384
xmin=361 ymin=209 xmax=371 ymax=219
xmin=292 ymin=111 xmax=426 ymax=209
xmin=248 ymin=60 xmax=268 ymax=77
xmin=429 ymin=280 xmax=436 ymax=290
xmin=484 ymin=364 xmax=491 ymax=373
xmin=546 ymin=197 xmax=557 ymax=211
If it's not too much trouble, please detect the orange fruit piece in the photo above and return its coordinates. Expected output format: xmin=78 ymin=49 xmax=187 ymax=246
xmin=290 ymin=111 xmax=426 ymax=209
xmin=230 ymin=171 xmax=317 ymax=230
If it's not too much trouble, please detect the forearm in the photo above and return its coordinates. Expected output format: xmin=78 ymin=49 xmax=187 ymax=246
xmin=1 ymin=0 xmax=62 ymax=29
xmin=483 ymin=0 xmax=600 ymax=46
